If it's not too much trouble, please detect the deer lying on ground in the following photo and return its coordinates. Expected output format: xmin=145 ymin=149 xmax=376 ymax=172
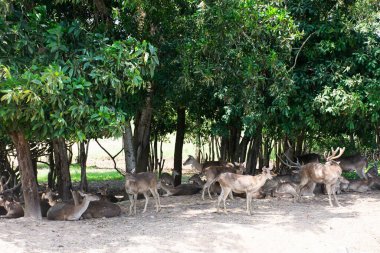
xmin=213 ymin=167 xmax=273 ymax=215
xmin=0 ymin=195 xmax=24 ymax=218
xmin=47 ymin=191 xmax=99 ymax=221
xmin=201 ymin=164 xmax=246 ymax=200
xmin=159 ymin=170 xmax=179 ymax=186
xmin=183 ymin=155 xmax=231 ymax=173
xmin=97 ymin=185 xmax=119 ymax=203
xmin=125 ymin=172 xmax=161 ymax=215
xmin=297 ymin=147 xmax=346 ymax=207
xmin=71 ymin=190 xmax=121 ymax=219
xmin=159 ymin=181 xmax=202 ymax=196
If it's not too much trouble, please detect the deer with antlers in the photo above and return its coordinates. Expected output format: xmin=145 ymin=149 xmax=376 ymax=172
xmin=297 ymin=147 xmax=346 ymax=207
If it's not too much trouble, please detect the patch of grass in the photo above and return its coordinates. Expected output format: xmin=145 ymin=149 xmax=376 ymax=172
xmin=37 ymin=164 xmax=124 ymax=183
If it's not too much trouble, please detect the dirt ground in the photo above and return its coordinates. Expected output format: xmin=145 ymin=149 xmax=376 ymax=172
xmin=1 ymin=189 xmax=380 ymax=253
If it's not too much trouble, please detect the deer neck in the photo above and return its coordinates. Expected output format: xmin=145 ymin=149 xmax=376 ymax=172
xmin=47 ymin=198 xmax=57 ymax=206
xmin=69 ymin=198 xmax=92 ymax=220
xmin=190 ymin=159 xmax=203 ymax=171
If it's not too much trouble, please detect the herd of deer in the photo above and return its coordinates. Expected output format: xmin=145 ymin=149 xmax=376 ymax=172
xmin=0 ymin=147 xmax=379 ymax=219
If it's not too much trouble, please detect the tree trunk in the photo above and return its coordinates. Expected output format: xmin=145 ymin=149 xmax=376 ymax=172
xmin=47 ymin=142 xmax=56 ymax=189
xmin=235 ymin=135 xmax=250 ymax=162
xmin=220 ymin=136 xmax=227 ymax=162
xmin=195 ymin=133 xmax=201 ymax=162
xmin=295 ymin=132 xmax=304 ymax=156
xmin=133 ymin=87 xmax=153 ymax=173
xmin=123 ymin=122 xmax=136 ymax=173
xmin=0 ymin=140 xmax=12 ymax=176
xmin=173 ymin=107 xmax=186 ymax=186
xmin=53 ymin=138 xmax=72 ymax=201
xmin=10 ymin=131 xmax=41 ymax=219
xmin=247 ymin=126 xmax=262 ymax=175
xmin=79 ymin=141 xmax=89 ymax=192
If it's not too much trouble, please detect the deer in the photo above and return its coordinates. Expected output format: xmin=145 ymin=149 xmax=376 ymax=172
xmin=158 ymin=180 xmax=202 ymax=196
xmin=71 ymin=190 xmax=121 ymax=219
xmin=125 ymin=172 xmax=161 ymax=215
xmin=336 ymin=153 xmax=368 ymax=179
xmin=183 ymin=155 xmax=231 ymax=173
xmin=283 ymin=142 xmax=320 ymax=165
xmin=97 ymin=185 xmax=120 ymax=203
xmin=212 ymin=167 xmax=274 ymax=215
xmin=159 ymin=170 xmax=179 ymax=186
xmin=297 ymin=147 xmax=346 ymax=207
xmin=200 ymin=164 xmax=246 ymax=200
xmin=46 ymin=191 xmax=100 ymax=221
xmin=0 ymin=194 xmax=24 ymax=218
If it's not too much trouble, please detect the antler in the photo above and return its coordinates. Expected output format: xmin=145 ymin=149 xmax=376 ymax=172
xmin=277 ymin=154 xmax=301 ymax=169
xmin=326 ymin=147 xmax=345 ymax=161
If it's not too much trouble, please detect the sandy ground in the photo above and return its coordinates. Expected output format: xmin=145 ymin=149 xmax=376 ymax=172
xmin=1 ymin=190 xmax=380 ymax=253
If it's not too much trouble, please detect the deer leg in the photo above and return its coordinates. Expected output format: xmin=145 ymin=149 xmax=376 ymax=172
xmin=331 ymin=184 xmax=341 ymax=207
xmin=246 ymin=193 xmax=252 ymax=215
xmin=150 ymin=188 xmax=161 ymax=212
xmin=142 ymin=192 xmax=149 ymax=213
xmin=229 ymin=191 xmax=234 ymax=200
xmin=207 ymin=185 xmax=213 ymax=199
xmin=357 ymin=167 xmax=367 ymax=180
xmin=127 ymin=194 xmax=134 ymax=215
xmin=201 ymin=184 xmax=207 ymax=200
xmin=217 ymin=189 xmax=224 ymax=213
xmin=325 ymin=184 xmax=334 ymax=207
xmin=222 ymin=188 xmax=231 ymax=213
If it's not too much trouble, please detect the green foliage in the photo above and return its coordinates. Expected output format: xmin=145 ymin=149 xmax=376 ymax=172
xmin=0 ymin=4 xmax=158 ymax=142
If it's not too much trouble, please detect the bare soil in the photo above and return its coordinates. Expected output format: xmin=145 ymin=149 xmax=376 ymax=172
xmin=1 ymin=189 xmax=380 ymax=253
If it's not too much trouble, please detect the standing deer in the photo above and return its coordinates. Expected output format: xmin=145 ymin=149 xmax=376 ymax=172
xmin=183 ymin=155 xmax=227 ymax=172
xmin=201 ymin=164 xmax=246 ymax=200
xmin=336 ymin=154 xmax=368 ymax=179
xmin=297 ymin=147 xmax=346 ymax=207
xmin=125 ymin=172 xmax=161 ymax=215
xmin=213 ymin=167 xmax=273 ymax=215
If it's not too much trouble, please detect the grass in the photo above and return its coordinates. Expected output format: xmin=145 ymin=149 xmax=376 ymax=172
xmin=37 ymin=164 xmax=192 ymax=184
xmin=37 ymin=164 xmax=124 ymax=183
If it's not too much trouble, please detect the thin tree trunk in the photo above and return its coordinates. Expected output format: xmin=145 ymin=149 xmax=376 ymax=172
xmin=10 ymin=131 xmax=41 ymax=219
xmin=195 ymin=131 xmax=201 ymax=162
xmin=79 ymin=141 xmax=89 ymax=192
xmin=296 ymin=131 xmax=304 ymax=156
xmin=173 ymin=107 xmax=186 ymax=186
xmin=235 ymin=135 xmax=250 ymax=162
xmin=47 ymin=142 xmax=55 ymax=189
xmin=133 ymin=87 xmax=153 ymax=173
xmin=53 ymin=138 xmax=72 ymax=201
xmin=247 ymin=126 xmax=262 ymax=175
xmin=123 ymin=122 xmax=136 ymax=173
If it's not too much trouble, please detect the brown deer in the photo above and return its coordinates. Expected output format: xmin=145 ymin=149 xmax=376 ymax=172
xmin=213 ymin=167 xmax=273 ymax=215
xmin=158 ymin=181 xmax=202 ymax=196
xmin=159 ymin=170 xmax=179 ymax=186
xmin=297 ymin=147 xmax=345 ymax=207
xmin=336 ymin=154 xmax=368 ymax=179
xmin=46 ymin=191 xmax=99 ymax=221
xmin=71 ymin=190 xmax=121 ymax=219
xmin=183 ymin=155 xmax=230 ymax=173
xmin=0 ymin=194 xmax=24 ymax=218
xmin=125 ymin=172 xmax=161 ymax=215
xmin=97 ymin=185 xmax=119 ymax=203
xmin=201 ymin=164 xmax=246 ymax=200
